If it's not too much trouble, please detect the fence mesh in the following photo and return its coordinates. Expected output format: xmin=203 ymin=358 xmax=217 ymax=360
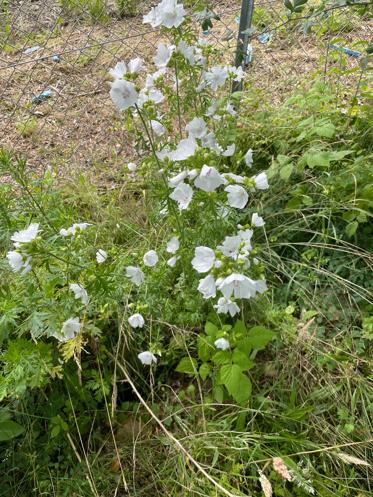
xmin=0 ymin=1 xmax=371 ymax=174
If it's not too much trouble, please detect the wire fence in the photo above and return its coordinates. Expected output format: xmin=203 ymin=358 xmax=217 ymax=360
xmin=0 ymin=0 xmax=371 ymax=174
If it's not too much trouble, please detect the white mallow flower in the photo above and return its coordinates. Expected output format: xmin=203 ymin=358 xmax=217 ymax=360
xmin=245 ymin=148 xmax=253 ymax=167
xmin=143 ymin=250 xmax=159 ymax=267
xmin=128 ymin=57 xmax=144 ymax=74
xmin=169 ymin=182 xmax=193 ymax=210
xmin=177 ymin=40 xmax=195 ymax=64
xmin=197 ymin=274 xmax=216 ymax=299
xmin=69 ymin=283 xmax=89 ymax=305
xmin=55 ymin=317 xmax=81 ymax=342
xmin=185 ymin=117 xmax=207 ymax=139
xmin=153 ymin=43 xmax=175 ymax=67
xmin=109 ymin=61 xmax=127 ymax=80
xmin=222 ymin=144 xmax=236 ymax=157
xmin=138 ymin=351 xmax=157 ymax=366
xmin=166 ymin=236 xmax=179 ymax=253
xmin=60 ymin=222 xmax=91 ymax=237
xmin=168 ymin=170 xmax=188 ymax=188
xmin=6 ymin=251 xmax=32 ymax=274
xmin=128 ymin=313 xmax=145 ymax=328
xmin=205 ymin=100 xmax=218 ymax=117
xmin=145 ymin=68 xmax=167 ymax=89
xmin=223 ymin=172 xmax=244 ymax=184
xmin=169 ymin=138 xmax=197 ymax=161
xmin=205 ymin=66 xmax=228 ymax=91
xmin=138 ymin=87 xmax=165 ymax=107
xmin=218 ymin=274 xmax=267 ymax=300
xmin=252 ymin=172 xmax=269 ymax=190
xmin=217 ymin=235 xmax=242 ymax=259
xmin=252 ymin=213 xmax=265 ymax=227
xmin=225 ymin=185 xmax=248 ymax=209
xmin=143 ymin=0 xmax=185 ymax=29
xmin=228 ymin=65 xmax=245 ymax=82
xmin=214 ymin=338 xmax=230 ymax=350
xmin=192 ymin=246 xmax=215 ymax=273
xmin=127 ymin=162 xmax=137 ymax=172
xmin=11 ymin=223 xmax=40 ymax=245
xmin=167 ymin=256 xmax=178 ymax=267
xmin=225 ymin=103 xmax=237 ymax=116
xmin=214 ymin=297 xmax=240 ymax=317
xmin=194 ymin=165 xmax=225 ymax=192
xmin=126 ymin=266 xmax=145 ymax=286
xmin=151 ymin=120 xmax=166 ymax=136
xmin=110 ymin=79 xmax=138 ymax=111
xmin=96 ymin=249 xmax=107 ymax=263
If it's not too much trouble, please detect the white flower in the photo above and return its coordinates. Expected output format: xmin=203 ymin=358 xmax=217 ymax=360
xmin=205 ymin=100 xmax=218 ymax=117
xmin=245 ymin=148 xmax=253 ymax=167
xmin=225 ymin=185 xmax=248 ymax=209
xmin=228 ymin=65 xmax=245 ymax=82
xmin=55 ymin=317 xmax=81 ymax=342
xmin=194 ymin=165 xmax=225 ymax=192
xmin=205 ymin=66 xmax=228 ymax=90
xmin=60 ymin=223 xmax=91 ymax=237
xmin=167 ymin=256 xmax=178 ymax=267
xmin=128 ymin=313 xmax=145 ymax=328
xmin=217 ymin=235 xmax=241 ymax=259
xmin=177 ymin=40 xmax=195 ymax=64
xmin=255 ymin=279 xmax=268 ymax=294
xmin=214 ymin=297 xmax=240 ymax=317
xmin=145 ymin=68 xmax=167 ymax=89
xmin=166 ymin=236 xmax=179 ymax=253
xmin=138 ymin=87 xmax=165 ymax=107
xmin=169 ymin=138 xmax=197 ymax=161
xmin=96 ymin=249 xmax=107 ymax=264
xmin=185 ymin=117 xmax=207 ymax=139
xmin=143 ymin=250 xmax=159 ymax=267
xmin=110 ymin=79 xmax=138 ymax=111
xmin=153 ymin=43 xmax=174 ymax=67
xmin=192 ymin=246 xmax=215 ymax=273
xmin=126 ymin=266 xmax=145 ymax=286
xmin=109 ymin=61 xmax=127 ymax=80
xmin=69 ymin=283 xmax=89 ymax=305
xmin=197 ymin=274 xmax=216 ymax=299
xmin=150 ymin=120 xmax=166 ymax=136
xmin=6 ymin=251 xmax=32 ymax=274
xmin=144 ymin=0 xmax=185 ymax=28
xmin=225 ymin=103 xmax=237 ymax=116
xmin=11 ymin=223 xmax=40 ymax=245
xmin=252 ymin=213 xmax=265 ymax=227
xmin=214 ymin=338 xmax=230 ymax=350
xmin=128 ymin=57 xmax=144 ymax=74
xmin=252 ymin=172 xmax=269 ymax=190
xmin=188 ymin=168 xmax=198 ymax=180
xmin=127 ymin=162 xmax=137 ymax=172
xmin=223 ymin=172 xmax=244 ymax=184
xmin=138 ymin=351 xmax=157 ymax=365
xmin=169 ymin=182 xmax=193 ymax=210
xmin=168 ymin=170 xmax=188 ymax=188
xmin=222 ymin=144 xmax=236 ymax=157
xmin=218 ymin=273 xmax=265 ymax=299
xmin=201 ymin=132 xmax=222 ymax=154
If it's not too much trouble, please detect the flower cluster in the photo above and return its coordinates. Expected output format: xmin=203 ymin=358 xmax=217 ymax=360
xmin=6 ymin=223 xmax=40 ymax=274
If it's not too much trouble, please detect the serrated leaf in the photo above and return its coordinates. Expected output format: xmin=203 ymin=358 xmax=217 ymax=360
xmin=232 ymin=349 xmax=254 ymax=371
xmin=205 ymin=321 xmax=218 ymax=336
xmin=247 ymin=326 xmax=275 ymax=350
xmin=220 ymin=364 xmax=252 ymax=404
xmin=198 ymin=336 xmax=213 ymax=362
xmin=175 ymin=357 xmax=198 ymax=375
xmin=212 ymin=350 xmax=232 ymax=365
xmin=233 ymin=320 xmax=246 ymax=335
xmin=0 ymin=420 xmax=24 ymax=441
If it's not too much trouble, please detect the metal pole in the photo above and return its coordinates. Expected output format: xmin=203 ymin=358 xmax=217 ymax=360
xmin=233 ymin=0 xmax=255 ymax=92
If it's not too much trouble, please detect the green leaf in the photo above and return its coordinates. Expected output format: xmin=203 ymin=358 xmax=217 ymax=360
xmin=233 ymin=320 xmax=246 ymax=335
xmin=247 ymin=326 xmax=275 ymax=350
xmin=0 ymin=420 xmax=24 ymax=441
xmin=199 ymin=363 xmax=211 ymax=381
xmin=279 ymin=163 xmax=294 ymax=181
xmin=175 ymin=357 xmax=198 ymax=375
xmin=232 ymin=349 xmax=254 ymax=371
xmin=212 ymin=350 xmax=232 ymax=365
xmin=213 ymin=385 xmax=224 ymax=403
xmin=197 ymin=336 xmax=212 ymax=362
xmin=220 ymin=364 xmax=252 ymax=404
xmin=306 ymin=151 xmax=332 ymax=168
xmin=315 ymin=122 xmax=335 ymax=138
xmin=205 ymin=321 xmax=218 ymax=336
xmin=345 ymin=221 xmax=358 ymax=238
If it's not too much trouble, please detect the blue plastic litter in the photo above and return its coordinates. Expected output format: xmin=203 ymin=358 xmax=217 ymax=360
xmin=328 ymin=44 xmax=361 ymax=58
xmin=52 ymin=55 xmax=61 ymax=63
xmin=235 ymin=16 xmax=240 ymax=24
xmin=23 ymin=45 xmax=41 ymax=55
xmin=32 ymin=89 xmax=53 ymax=104
xmin=258 ymin=32 xmax=273 ymax=44
xmin=245 ymin=44 xmax=253 ymax=65
xmin=202 ymin=30 xmax=210 ymax=36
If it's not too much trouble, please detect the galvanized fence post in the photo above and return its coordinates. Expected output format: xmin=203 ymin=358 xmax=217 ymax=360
xmin=233 ymin=0 xmax=255 ymax=92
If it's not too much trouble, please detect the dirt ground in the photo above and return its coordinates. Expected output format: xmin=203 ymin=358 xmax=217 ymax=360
xmin=0 ymin=1 xmax=371 ymax=179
